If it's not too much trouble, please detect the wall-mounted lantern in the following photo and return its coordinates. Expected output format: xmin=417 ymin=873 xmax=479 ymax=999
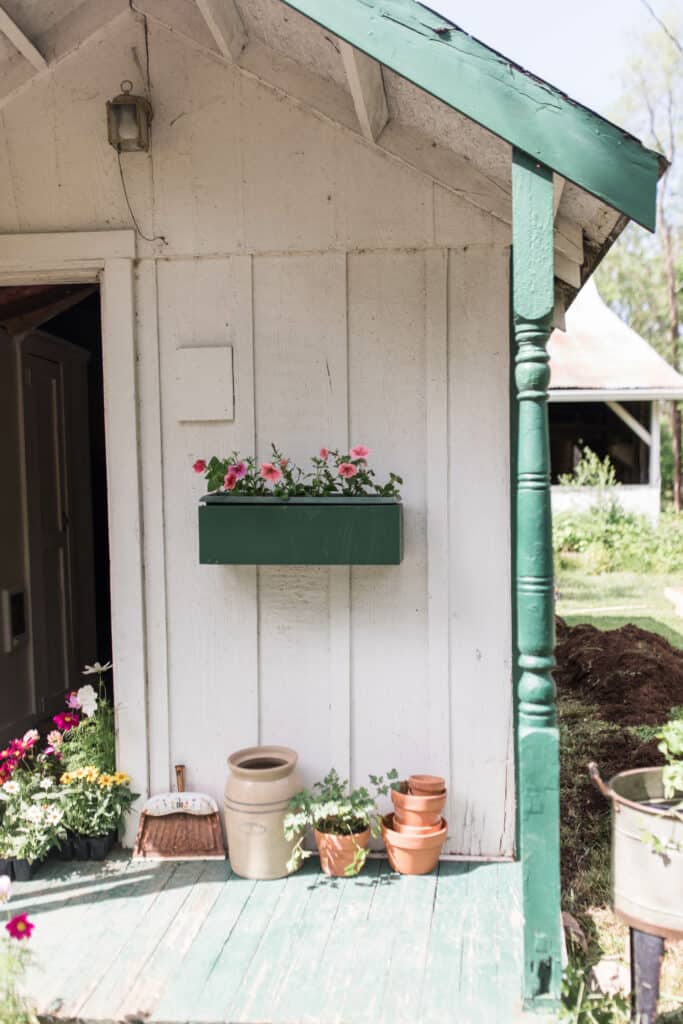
xmin=107 ymin=80 xmax=153 ymax=152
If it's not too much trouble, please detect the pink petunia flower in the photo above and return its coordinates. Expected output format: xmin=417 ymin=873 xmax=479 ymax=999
xmin=280 ymin=458 xmax=289 ymax=469
xmin=350 ymin=445 xmax=370 ymax=460
xmin=193 ymin=459 xmax=207 ymax=474
xmin=319 ymin=447 xmax=329 ymax=460
xmin=260 ymin=463 xmax=282 ymax=484
xmin=224 ymin=471 xmax=238 ymax=491
xmin=231 ymin=461 xmax=247 ymax=480
xmin=53 ymin=712 xmax=80 ymax=733
xmin=338 ymin=463 xmax=358 ymax=479
xmin=6 ymin=914 xmax=34 ymax=941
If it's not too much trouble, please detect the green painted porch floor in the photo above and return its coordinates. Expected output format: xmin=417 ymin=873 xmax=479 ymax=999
xmin=10 ymin=853 xmax=532 ymax=1024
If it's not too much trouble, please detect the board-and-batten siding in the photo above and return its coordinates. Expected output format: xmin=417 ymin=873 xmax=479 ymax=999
xmin=0 ymin=11 xmax=513 ymax=855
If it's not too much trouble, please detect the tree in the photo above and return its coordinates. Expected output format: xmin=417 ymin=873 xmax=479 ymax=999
xmin=596 ymin=5 xmax=683 ymax=509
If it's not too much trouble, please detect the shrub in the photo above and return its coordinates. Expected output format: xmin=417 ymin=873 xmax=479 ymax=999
xmin=553 ymin=507 xmax=683 ymax=575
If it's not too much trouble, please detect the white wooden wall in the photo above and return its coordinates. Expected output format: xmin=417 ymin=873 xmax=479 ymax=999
xmin=0 ymin=12 xmax=514 ymax=855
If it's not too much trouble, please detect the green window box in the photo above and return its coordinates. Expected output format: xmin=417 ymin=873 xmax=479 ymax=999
xmin=198 ymin=495 xmax=403 ymax=566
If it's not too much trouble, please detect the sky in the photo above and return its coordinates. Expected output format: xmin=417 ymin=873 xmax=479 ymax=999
xmin=425 ymin=0 xmax=663 ymax=124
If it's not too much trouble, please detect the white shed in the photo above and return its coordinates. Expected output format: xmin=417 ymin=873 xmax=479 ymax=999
xmin=0 ymin=0 xmax=663 ymax=1012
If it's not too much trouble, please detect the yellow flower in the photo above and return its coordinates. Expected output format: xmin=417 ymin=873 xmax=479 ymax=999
xmin=113 ymin=772 xmax=131 ymax=786
xmin=85 ymin=767 xmax=99 ymax=783
xmin=60 ymin=772 xmax=73 ymax=785
xmin=97 ymin=774 xmax=115 ymax=788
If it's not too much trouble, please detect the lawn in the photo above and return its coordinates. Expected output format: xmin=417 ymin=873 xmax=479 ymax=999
xmin=555 ymin=568 xmax=683 ymax=1021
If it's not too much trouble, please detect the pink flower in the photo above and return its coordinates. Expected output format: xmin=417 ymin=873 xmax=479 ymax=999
xmin=231 ymin=461 xmax=247 ymax=480
xmin=260 ymin=463 xmax=282 ymax=484
xmin=319 ymin=448 xmax=329 ymax=460
xmin=350 ymin=445 xmax=370 ymax=460
xmin=224 ymin=471 xmax=238 ymax=491
xmin=53 ymin=712 xmax=79 ymax=732
xmin=280 ymin=458 xmax=289 ymax=469
xmin=193 ymin=459 xmax=207 ymax=474
xmin=338 ymin=463 xmax=358 ymax=479
xmin=6 ymin=914 xmax=34 ymax=941
xmin=66 ymin=690 xmax=80 ymax=709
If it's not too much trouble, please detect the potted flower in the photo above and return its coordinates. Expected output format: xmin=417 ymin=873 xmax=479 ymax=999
xmin=0 ymin=875 xmax=38 ymax=1024
xmin=58 ymin=662 xmax=116 ymax=774
xmin=284 ymin=769 xmax=398 ymax=877
xmin=0 ymin=731 xmax=65 ymax=879
xmin=60 ymin=766 xmax=136 ymax=860
xmin=194 ymin=445 xmax=404 ymax=566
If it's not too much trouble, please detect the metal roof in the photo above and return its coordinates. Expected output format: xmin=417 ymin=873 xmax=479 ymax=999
xmin=548 ymin=280 xmax=683 ymax=401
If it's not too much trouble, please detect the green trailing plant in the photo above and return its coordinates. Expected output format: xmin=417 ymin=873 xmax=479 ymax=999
xmin=192 ymin=444 xmax=402 ymax=499
xmin=284 ymin=768 xmax=399 ymax=876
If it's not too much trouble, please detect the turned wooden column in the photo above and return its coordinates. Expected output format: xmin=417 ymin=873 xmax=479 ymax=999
xmin=512 ymin=147 xmax=562 ymax=1006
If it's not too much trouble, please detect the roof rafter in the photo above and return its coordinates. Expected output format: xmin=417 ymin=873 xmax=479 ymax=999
xmin=280 ymin=0 xmax=663 ymax=230
xmin=0 ymin=4 xmax=47 ymax=71
xmin=338 ymin=40 xmax=388 ymax=143
xmin=195 ymin=0 xmax=246 ymax=62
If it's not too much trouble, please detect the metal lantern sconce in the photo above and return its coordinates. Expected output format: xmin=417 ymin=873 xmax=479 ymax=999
xmin=107 ymin=80 xmax=153 ymax=152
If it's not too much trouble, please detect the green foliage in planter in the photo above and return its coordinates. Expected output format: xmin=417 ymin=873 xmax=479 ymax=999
xmin=284 ymin=768 xmax=398 ymax=876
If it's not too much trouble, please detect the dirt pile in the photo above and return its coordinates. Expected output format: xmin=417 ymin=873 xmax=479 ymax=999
xmin=555 ymin=618 xmax=683 ymax=726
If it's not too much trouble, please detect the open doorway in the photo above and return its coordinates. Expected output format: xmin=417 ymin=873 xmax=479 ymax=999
xmin=0 ymin=285 xmax=111 ymax=743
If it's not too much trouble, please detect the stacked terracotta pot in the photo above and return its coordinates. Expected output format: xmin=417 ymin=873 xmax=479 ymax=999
xmin=381 ymin=774 xmax=448 ymax=875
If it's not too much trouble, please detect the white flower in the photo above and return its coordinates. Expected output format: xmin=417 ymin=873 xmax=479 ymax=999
xmin=0 ymin=875 xmax=11 ymax=904
xmin=23 ymin=729 xmax=39 ymax=744
xmin=39 ymin=778 xmax=53 ymax=790
xmin=45 ymin=806 xmax=62 ymax=826
xmin=76 ymin=684 xmax=98 ymax=718
xmin=2 ymin=780 xmax=19 ymax=795
xmin=82 ymin=661 xmax=112 ymax=676
xmin=24 ymin=805 xmax=43 ymax=825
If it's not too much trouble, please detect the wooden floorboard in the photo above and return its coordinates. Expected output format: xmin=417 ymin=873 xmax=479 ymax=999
xmin=8 ymin=855 xmax=531 ymax=1024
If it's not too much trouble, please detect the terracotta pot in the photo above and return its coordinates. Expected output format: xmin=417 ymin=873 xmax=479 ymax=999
xmin=391 ymin=786 xmax=446 ymax=827
xmin=381 ymin=815 xmax=447 ymax=875
xmin=408 ymin=774 xmax=446 ymax=796
xmin=314 ymin=828 xmax=370 ymax=877
xmin=390 ymin=817 xmax=445 ymax=837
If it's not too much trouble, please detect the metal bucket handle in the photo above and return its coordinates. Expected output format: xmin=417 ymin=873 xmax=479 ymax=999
xmin=588 ymin=762 xmax=613 ymax=801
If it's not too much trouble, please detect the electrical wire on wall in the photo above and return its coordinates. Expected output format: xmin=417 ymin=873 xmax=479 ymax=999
xmin=116 ymin=150 xmax=167 ymax=246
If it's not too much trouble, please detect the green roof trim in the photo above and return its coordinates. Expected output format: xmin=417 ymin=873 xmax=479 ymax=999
xmin=280 ymin=0 xmax=663 ymax=232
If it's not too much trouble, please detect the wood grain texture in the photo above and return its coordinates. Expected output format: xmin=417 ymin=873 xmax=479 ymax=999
xmin=10 ymin=856 xmax=525 ymax=1023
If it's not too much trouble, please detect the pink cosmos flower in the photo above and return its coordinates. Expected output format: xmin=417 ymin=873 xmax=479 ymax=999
xmin=224 ymin=471 xmax=238 ymax=491
xmin=350 ymin=445 xmax=370 ymax=460
xmin=338 ymin=463 xmax=358 ymax=479
xmin=53 ymin=712 xmax=79 ymax=732
xmin=66 ymin=691 xmax=80 ymax=709
xmin=319 ymin=448 xmax=329 ymax=460
xmin=260 ymin=463 xmax=282 ymax=484
xmin=193 ymin=459 xmax=207 ymax=474
xmin=231 ymin=461 xmax=247 ymax=480
xmin=6 ymin=914 xmax=34 ymax=941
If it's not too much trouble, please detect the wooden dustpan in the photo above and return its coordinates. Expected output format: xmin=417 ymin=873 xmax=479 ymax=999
xmin=133 ymin=764 xmax=226 ymax=860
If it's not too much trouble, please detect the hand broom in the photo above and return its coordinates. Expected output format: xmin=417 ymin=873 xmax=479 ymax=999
xmin=133 ymin=764 xmax=226 ymax=860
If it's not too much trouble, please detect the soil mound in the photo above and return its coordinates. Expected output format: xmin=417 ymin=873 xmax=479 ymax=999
xmin=555 ymin=618 xmax=683 ymax=726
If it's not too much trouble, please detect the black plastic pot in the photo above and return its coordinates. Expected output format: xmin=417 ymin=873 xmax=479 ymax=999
xmin=88 ymin=832 xmax=116 ymax=861
xmin=72 ymin=835 xmax=91 ymax=861
xmin=11 ymin=859 xmax=35 ymax=882
xmin=56 ymin=834 xmax=75 ymax=860
xmin=0 ymin=857 xmax=13 ymax=879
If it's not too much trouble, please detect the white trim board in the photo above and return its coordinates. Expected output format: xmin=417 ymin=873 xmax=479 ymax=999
xmin=549 ymin=389 xmax=683 ymax=402
xmin=0 ymin=231 xmax=149 ymax=844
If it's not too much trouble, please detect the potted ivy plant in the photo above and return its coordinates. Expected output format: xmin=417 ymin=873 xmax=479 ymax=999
xmin=194 ymin=445 xmax=404 ymax=566
xmin=283 ymin=769 xmax=398 ymax=877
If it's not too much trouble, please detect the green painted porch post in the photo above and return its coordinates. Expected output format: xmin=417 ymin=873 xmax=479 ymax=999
xmin=512 ymin=147 xmax=562 ymax=1006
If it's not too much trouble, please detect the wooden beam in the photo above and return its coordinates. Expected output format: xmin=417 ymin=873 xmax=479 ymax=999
xmin=607 ymin=399 xmax=652 ymax=446
xmin=281 ymin=0 xmax=662 ymax=230
xmin=0 ymin=5 xmax=47 ymax=70
xmin=512 ymin=148 xmax=562 ymax=1008
xmin=338 ymin=39 xmax=388 ymax=142
xmin=195 ymin=0 xmax=246 ymax=62
xmin=553 ymin=174 xmax=565 ymax=218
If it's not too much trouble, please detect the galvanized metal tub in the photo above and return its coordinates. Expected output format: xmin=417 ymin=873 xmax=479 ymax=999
xmin=590 ymin=764 xmax=683 ymax=940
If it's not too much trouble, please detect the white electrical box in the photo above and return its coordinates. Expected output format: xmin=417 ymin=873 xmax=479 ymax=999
xmin=172 ymin=345 xmax=234 ymax=422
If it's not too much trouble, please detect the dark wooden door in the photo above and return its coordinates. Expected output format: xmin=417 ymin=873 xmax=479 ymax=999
xmin=22 ymin=334 xmax=96 ymax=714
